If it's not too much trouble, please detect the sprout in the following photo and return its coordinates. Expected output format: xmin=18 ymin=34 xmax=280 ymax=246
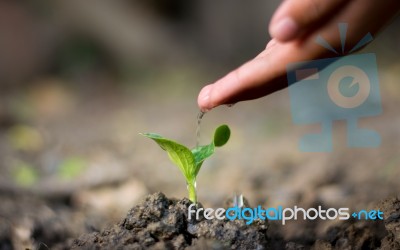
xmin=140 ymin=125 xmax=230 ymax=204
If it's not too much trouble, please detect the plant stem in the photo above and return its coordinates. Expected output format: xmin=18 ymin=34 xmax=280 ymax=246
xmin=187 ymin=180 xmax=197 ymax=204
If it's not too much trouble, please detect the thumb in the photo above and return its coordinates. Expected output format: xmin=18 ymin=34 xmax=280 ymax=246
xmin=269 ymin=0 xmax=349 ymax=42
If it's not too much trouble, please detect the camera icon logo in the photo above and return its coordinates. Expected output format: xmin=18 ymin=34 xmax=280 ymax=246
xmin=287 ymin=24 xmax=382 ymax=152
xmin=327 ymin=65 xmax=370 ymax=109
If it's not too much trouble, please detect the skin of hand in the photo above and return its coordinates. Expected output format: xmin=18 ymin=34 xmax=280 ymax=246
xmin=197 ymin=0 xmax=400 ymax=112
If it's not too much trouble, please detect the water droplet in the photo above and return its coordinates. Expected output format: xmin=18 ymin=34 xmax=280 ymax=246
xmin=196 ymin=111 xmax=205 ymax=147
xmin=233 ymin=193 xmax=244 ymax=208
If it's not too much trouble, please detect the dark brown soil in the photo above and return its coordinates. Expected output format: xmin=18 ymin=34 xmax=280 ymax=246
xmin=62 ymin=192 xmax=268 ymax=249
xmin=50 ymin=193 xmax=400 ymax=250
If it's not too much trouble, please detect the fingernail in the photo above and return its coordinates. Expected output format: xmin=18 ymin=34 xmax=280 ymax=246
xmin=270 ymin=17 xmax=298 ymax=41
xmin=199 ymin=85 xmax=211 ymax=101
xmin=198 ymin=85 xmax=212 ymax=111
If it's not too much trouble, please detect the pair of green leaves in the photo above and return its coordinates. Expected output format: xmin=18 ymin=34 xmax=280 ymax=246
xmin=140 ymin=125 xmax=230 ymax=203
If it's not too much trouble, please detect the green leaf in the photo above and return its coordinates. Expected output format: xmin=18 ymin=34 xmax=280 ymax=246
xmin=140 ymin=133 xmax=195 ymax=182
xmin=7 ymin=125 xmax=43 ymax=152
xmin=12 ymin=161 xmax=39 ymax=187
xmin=213 ymin=124 xmax=230 ymax=147
xmin=140 ymin=124 xmax=231 ymax=204
xmin=191 ymin=124 xmax=231 ymax=176
xmin=191 ymin=144 xmax=214 ymax=176
xmin=58 ymin=156 xmax=86 ymax=180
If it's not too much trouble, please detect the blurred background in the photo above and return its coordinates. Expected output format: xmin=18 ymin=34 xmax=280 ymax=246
xmin=0 ymin=0 xmax=399 ymax=248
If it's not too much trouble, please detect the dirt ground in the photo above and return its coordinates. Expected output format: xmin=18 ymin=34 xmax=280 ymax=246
xmin=2 ymin=191 xmax=398 ymax=249
xmin=64 ymin=193 xmax=399 ymax=250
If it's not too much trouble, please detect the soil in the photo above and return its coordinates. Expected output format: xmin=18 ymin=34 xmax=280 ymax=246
xmin=45 ymin=193 xmax=399 ymax=250
xmin=61 ymin=192 xmax=268 ymax=249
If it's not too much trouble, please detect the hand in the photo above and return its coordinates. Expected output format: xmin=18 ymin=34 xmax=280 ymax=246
xmin=197 ymin=0 xmax=400 ymax=111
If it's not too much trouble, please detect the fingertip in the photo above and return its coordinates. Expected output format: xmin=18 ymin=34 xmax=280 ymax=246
xmin=269 ymin=17 xmax=298 ymax=42
xmin=197 ymin=84 xmax=213 ymax=112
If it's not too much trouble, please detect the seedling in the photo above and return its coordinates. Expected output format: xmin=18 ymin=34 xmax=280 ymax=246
xmin=140 ymin=124 xmax=230 ymax=204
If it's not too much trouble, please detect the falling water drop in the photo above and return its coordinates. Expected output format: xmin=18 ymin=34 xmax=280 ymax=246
xmin=196 ymin=111 xmax=205 ymax=147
